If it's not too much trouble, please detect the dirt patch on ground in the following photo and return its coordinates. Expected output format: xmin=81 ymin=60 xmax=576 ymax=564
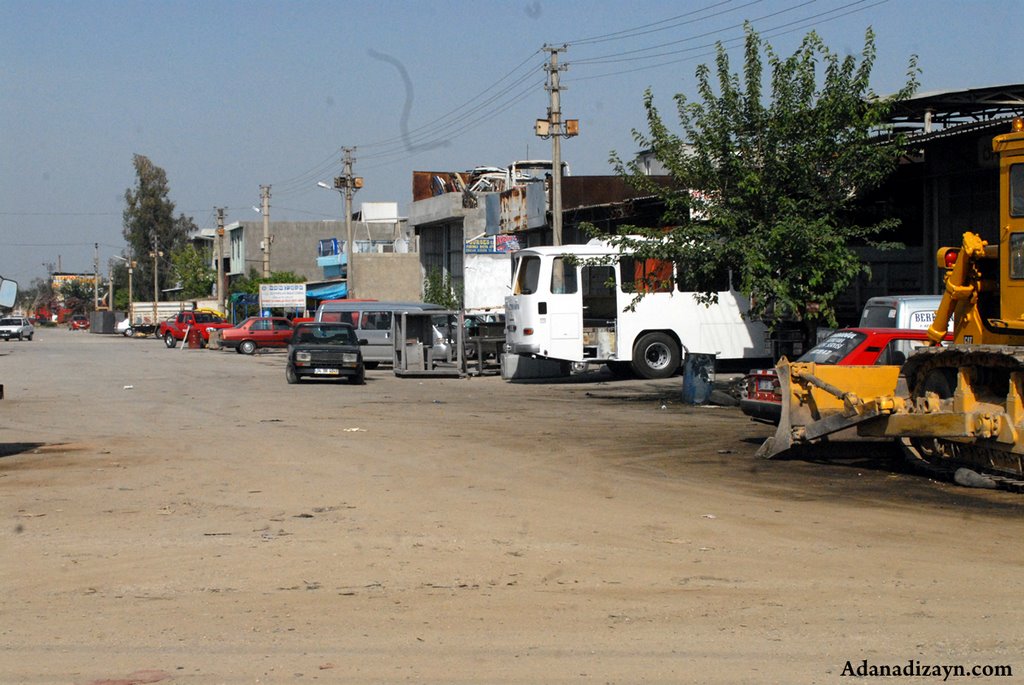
xmin=2 ymin=329 xmax=1022 ymax=684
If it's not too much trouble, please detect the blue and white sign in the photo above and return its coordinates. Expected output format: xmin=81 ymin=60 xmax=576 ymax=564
xmin=259 ymin=283 xmax=307 ymax=309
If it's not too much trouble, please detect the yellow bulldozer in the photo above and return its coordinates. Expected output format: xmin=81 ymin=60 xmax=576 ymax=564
xmin=758 ymin=118 xmax=1024 ymax=490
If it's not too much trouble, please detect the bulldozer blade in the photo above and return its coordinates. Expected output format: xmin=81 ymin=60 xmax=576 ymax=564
xmin=757 ymin=359 xmax=902 ymax=459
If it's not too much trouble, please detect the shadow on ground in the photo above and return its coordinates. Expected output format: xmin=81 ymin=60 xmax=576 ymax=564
xmin=0 ymin=443 xmax=47 ymax=459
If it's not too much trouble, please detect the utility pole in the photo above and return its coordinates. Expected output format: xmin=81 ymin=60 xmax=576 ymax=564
xmin=106 ymin=260 xmax=114 ymax=312
xmin=216 ymin=207 xmax=226 ymax=315
xmin=260 ymin=185 xmax=271 ymax=277
xmin=93 ymin=242 xmax=100 ymax=310
xmin=334 ymin=147 xmax=363 ymax=298
xmin=149 ymin=235 xmax=163 ymax=325
xmin=536 ymin=44 xmax=579 ymax=246
xmin=126 ymin=257 xmax=134 ymax=319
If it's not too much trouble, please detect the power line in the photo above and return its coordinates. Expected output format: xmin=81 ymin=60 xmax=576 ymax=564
xmin=563 ymin=0 xmax=766 ymax=46
xmin=358 ymin=50 xmax=544 ymax=152
xmin=571 ymin=0 xmax=853 ymax=65
xmin=569 ymin=0 xmax=885 ymax=79
xmin=267 ymin=50 xmax=546 ymax=198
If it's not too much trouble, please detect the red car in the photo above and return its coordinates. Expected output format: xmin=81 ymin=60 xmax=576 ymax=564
xmin=69 ymin=314 xmax=90 ymax=330
xmin=740 ymin=328 xmax=948 ymax=424
xmin=219 ymin=316 xmax=294 ymax=354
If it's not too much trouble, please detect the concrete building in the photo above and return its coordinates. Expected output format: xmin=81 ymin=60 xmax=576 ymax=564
xmin=195 ymin=202 xmax=423 ymax=304
xmin=408 ymin=165 xmax=671 ymax=311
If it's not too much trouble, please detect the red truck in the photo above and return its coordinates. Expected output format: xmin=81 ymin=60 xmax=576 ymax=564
xmin=159 ymin=310 xmax=233 ymax=348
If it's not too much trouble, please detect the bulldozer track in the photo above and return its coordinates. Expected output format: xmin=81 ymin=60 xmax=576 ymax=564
xmin=901 ymin=345 xmax=1024 ymax=491
xmin=899 ymin=439 xmax=1024 ymax=492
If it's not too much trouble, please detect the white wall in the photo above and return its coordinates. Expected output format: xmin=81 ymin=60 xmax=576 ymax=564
xmin=463 ymin=252 xmax=511 ymax=310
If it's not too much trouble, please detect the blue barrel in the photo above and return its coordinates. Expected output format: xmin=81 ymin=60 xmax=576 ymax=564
xmin=681 ymin=353 xmax=716 ymax=405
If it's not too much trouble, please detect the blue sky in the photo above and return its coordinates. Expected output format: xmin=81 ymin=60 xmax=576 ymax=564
xmin=2 ymin=0 xmax=1022 ymax=285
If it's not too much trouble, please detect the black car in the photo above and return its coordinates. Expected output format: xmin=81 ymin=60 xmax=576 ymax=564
xmin=286 ymin=322 xmax=366 ymax=384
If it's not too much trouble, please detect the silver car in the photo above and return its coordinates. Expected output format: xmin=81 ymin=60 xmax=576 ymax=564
xmin=0 ymin=316 xmax=34 ymax=341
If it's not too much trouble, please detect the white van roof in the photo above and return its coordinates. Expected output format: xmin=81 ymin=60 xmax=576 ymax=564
xmin=317 ymin=301 xmax=443 ymax=310
xmin=863 ymin=295 xmax=942 ymax=306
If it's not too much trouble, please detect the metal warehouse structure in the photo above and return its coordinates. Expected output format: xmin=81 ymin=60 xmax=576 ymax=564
xmin=845 ymin=84 xmax=1024 ymax=323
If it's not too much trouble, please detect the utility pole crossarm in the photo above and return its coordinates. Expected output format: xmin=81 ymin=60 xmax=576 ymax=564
xmin=537 ymin=44 xmax=579 ymax=247
xmin=338 ymin=147 xmax=362 ymax=299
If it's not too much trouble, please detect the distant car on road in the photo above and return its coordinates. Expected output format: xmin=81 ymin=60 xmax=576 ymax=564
xmin=286 ymin=322 xmax=366 ymax=385
xmin=740 ymin=327 xmax=947 ymax=424
xmin=0 ymin=316 xmax=34 ymax=341
xmin=69 ymin=314 xmax=90 ymax=331
xmin=220 ymin=316 xmax=294 ymax=354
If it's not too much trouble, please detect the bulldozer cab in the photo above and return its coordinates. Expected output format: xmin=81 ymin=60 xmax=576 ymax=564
xmin=996 ymin=122 xmax=1024 ymax=324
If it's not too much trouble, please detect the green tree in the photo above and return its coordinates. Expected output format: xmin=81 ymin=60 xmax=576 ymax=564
xmin=170 ymin=244 xmax=215 ymax=299
xmin=122 ymin=154 xmax=197 ymax=301
xmin=423 ymin=267 xmax=460 ymax=309
xmin=59 ymin=278 xmax=95 ymax=315
xmin=608 ymin=24 xmax=918 ymax=339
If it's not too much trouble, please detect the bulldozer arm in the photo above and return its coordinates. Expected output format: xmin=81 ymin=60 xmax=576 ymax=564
xmin=756 ymin=359 xmax=905 ymax=459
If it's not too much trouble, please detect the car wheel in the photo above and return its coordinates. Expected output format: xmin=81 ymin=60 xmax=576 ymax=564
xmin=350 ymin=370 xmax=366 ymax=385
xmin=164 ymin=332 xmax=177 ymax=349
xmin=239 ymin=340 xmax=257 ymax=355
xmin=285 ymin=364 xmax=300 ymax=384
xmin=26 ymin=333 xmax=33 ymax=341
xmin=630 ymin=332 xmax=680 ymax=379
xmin=123 ymin=327 xmax=134 ymax=337
xmin=17 ymin=333 xmax=22 ymax=341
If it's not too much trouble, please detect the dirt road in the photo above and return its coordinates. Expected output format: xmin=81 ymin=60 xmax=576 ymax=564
xmin=2 ymin=329 xmax=1022 ymax=684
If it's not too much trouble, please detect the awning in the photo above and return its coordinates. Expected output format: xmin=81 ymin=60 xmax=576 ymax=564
xmin=305 ymin=281 xmax=349 ymax=299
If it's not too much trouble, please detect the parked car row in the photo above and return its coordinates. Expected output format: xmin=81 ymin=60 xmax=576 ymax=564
xmin=104 ymin=301 xmax=479 ymax=386
xmin=0 ymin=314 xmax=92 ymax=338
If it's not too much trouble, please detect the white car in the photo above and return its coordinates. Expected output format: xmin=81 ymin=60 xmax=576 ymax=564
xmin=0 ymin=316 xmax=34 ymax=341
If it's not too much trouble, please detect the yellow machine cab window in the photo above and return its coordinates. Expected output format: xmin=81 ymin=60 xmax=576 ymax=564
xmin=1011 ymin=163 xmax=1024 ymax=218
xmin=1011 ymin=233 xmax=1024 ymax=280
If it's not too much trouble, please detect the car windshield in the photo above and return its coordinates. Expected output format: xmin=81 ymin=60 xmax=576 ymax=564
xmin=293 ymin=324 xmax=358 ymax=346
xmin=0 ymin=318 xmax=18 ymax=325
xmin=859 ymin=305 xmax=896 ymax=328
xmin=195 ymin=313 xmax=223 ymax=324
xmin=797 ymin=330 xmax=867 ymax=365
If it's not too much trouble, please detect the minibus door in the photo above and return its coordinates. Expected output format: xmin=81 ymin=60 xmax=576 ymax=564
xmin=546 ymin=257 xmax=584 ymax=360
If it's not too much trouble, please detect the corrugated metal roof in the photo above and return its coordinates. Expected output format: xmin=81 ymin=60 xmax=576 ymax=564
xmin=888 ymin=83 xmax=1024 ymax=129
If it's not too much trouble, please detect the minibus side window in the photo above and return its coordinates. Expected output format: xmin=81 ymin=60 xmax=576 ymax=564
xmin=550 ymin=257 xmax=577 ymax=294
xmin=514 ymin=256 xmax=541 ymax=295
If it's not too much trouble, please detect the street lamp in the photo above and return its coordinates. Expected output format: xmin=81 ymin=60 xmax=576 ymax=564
xmin=111 ymin=255 xmax=133 ymax=319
